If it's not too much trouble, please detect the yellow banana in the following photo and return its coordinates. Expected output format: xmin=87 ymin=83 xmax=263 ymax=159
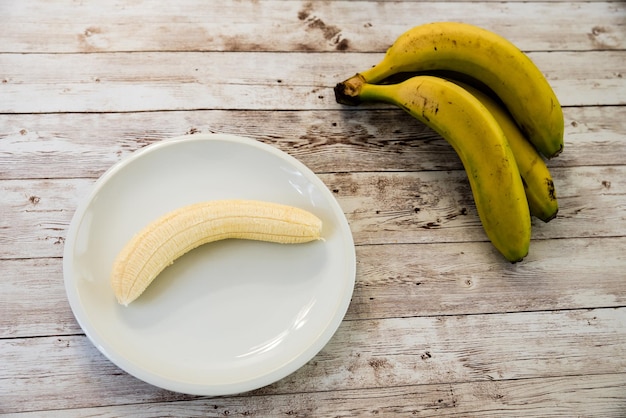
xmin=335 ymin=75 xmax=530 ymax=262
xmin=111 ymin=200 xmax=323 ymax=306
xmin=338 ymin=21 xmax=564 ymax=158
xmin=448 ymin=80 xmax=559 ymax=222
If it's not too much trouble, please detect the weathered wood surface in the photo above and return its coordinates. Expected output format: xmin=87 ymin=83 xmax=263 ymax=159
xmin=1 ymin=0 xmax=625 ymax=416
xmin=1 ymin=106 xmax=624 ymax=179
xmin=1 ymin=164 xmax=625 ymax=258
xmin=2 ymin=235 xmax=625 ymax=340
xmin=2 ymin=309 xmax=626 ymax=413
xmin=2 ymin=51 xmax=625 ymax=113
xmin=2 ymin=1 xmax=624 ymax=53
xmin=3 ymin=374 xmax=626 ymax=418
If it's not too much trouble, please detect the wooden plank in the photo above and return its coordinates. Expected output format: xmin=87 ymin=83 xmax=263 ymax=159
xmin=1 ymin=1 xmax=624 ymax=53
xmin=3 ymin=374 xmax=625 ymax=417
xmin=326 ymin=166 xmax=626 ymax=245
xmin=2 ymin=235 xmax=625 ymax=338
xmin=1 ymin=106 xmax=624 ymax=180
xmin=1 ymin=0 xmax=624 ymax=416
xmin=348 ymin=236 xmax=626 ymax=320
xmin=0 ymin=258 xmax=81 ymax=338
xmin=1 ymin=165 xmax=624 ymax=259
xmin=0 ymin=178 xmax=93 ymax=259
xmin=1 ymin=308 xmax=624 ymax=413
xmin=1 ymin=51 xmax=624 ymax=113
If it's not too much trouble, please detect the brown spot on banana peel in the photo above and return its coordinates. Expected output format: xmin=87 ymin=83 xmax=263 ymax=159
xmin=549 ymin=143 xmax=564 ymax=159
xmin=541 ymin=178 xmax=559 ymax=222
xmin=526 ymin=177 xmax=558 ymax=223
xmin=547 ymin=178 xmax=557 ymax=201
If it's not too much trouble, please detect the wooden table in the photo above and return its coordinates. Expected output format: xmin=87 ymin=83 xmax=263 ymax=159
xmin=2 ymin=1 xmax=625 ymax=416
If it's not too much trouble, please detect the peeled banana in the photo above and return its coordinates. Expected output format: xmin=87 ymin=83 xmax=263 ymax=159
xmin=447 ymin=80 xmax=559 ymax=222
xmin=338 ymin=21 xmax=564 ymax=159
xmin=111 ymin=199 xmax=323 ymax=306
xmin=336 ymin=75 xmax=531 ymax=262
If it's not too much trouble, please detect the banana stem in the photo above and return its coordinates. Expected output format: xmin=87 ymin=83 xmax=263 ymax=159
xmin=334 ymin=74 xmax=366 ymax=105
xmin=359 ymin=65 xmax=393 ymax=84
xmin=357 ymin=83 xmax=398 ymax=106
xmin=334 ymin=75 xmax=397 ymax=107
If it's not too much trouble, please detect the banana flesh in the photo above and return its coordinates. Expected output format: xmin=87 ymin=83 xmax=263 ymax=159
xmin=111 ymin=200 xmax=323 ymax=306
xmin=448 ymin=80 xmax=559 ymax=222
xmin=339 ymin=21 xmax=564 ymax=159
xmin=337 ymin=75 xmax=531 ymax=262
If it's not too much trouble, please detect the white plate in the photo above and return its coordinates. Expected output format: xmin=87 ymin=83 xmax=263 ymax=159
xmin=63 ymin=133 xmax=356 ymax=396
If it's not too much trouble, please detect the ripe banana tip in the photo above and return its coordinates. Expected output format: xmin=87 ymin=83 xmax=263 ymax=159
xmin=547 ymin=144 xmax=564 ymax=159
xmin=505 ymin=246 xmax=530 ymax=264
xmin=539 ymin=209 xmax=558 ymax=223
xmin=334 ymin=74 xmax=366 ymax=106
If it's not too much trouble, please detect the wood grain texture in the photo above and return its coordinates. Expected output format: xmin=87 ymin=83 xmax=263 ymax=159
xmin=1 ymin=51 xmax=624 ymax=113
xmin=2 ymin=309 xmax=625 ymax=413
xmin=2 ymin=374 xmax=625 ymax=417
xmin=1 ymin=165 xmax=624 ymax=260
xmin=1 ymin=0 xmax=625 ymax=415
xmin=2 ymin=235 xmax=625 ymax=340
xmin=1 ymin=106 xmax=624 ymax=180
xmin=1 ymin=1 xmax=624 ymax=53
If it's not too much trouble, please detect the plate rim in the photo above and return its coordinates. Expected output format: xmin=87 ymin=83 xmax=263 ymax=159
xmin=63 ymin=133 xmax=356 ymax=395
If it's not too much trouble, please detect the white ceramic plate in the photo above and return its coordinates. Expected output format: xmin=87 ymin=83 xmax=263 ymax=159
xmin=63 ymin=133 xmax=355 ymax=395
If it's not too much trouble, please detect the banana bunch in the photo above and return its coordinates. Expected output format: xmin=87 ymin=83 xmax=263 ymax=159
xmin=334 ymin=22 xmax=563 ymax=262
xmin=111 ymin=200 xmax=323 ymax=306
